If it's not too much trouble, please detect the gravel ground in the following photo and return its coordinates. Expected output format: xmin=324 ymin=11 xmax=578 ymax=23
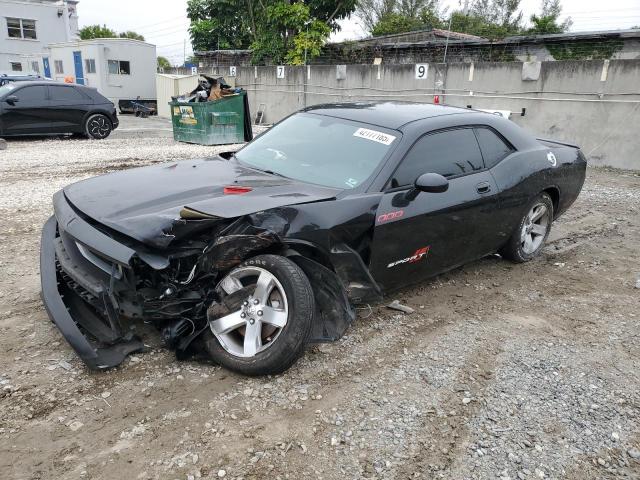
xmin=0 ymin=116 xmax=639 ymax=480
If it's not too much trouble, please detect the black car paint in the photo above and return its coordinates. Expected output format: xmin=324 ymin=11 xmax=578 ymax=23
xmin=39 ymin=102 xmax=587 ymax=369
xmin=0 ymin=81 xmax=118 ymax=137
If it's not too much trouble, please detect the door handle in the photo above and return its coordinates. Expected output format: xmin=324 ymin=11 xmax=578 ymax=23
xmin=476 ymin=182 xmax=491 ymax=194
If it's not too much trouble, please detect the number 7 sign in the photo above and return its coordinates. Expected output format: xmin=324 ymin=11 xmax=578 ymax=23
xmin=415 ymin=64 xmax=428 ymax=80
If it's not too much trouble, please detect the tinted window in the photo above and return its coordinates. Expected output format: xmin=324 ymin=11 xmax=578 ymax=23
xmin=14 ymin=86 xmax=47 ymax=102
xmin=390 ymin=128 xmax=484 ymax=187
xmin=49 ymin=86 xmax=86 ymax=102
xmin=475 ymin=127 xmax=514 ymax=168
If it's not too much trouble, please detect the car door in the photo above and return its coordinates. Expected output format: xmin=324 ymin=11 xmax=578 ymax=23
xmin=368 ymin=127 xmax=503 ymax=290
xmin=0 ymin=85 xmax=50 ymax=135
xmin=47 ymin=85 xmax=91 ymax=133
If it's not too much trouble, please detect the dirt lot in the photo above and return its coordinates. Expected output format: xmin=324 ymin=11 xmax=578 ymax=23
xmin=1 ymin=117 xmax=639 ymax=480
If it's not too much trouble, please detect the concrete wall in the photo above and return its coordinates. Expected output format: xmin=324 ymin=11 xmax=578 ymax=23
xmin=0 ymin=0 xmax=78 ymax=74
xmin=225 ymin=60 xmax=640 ymax=170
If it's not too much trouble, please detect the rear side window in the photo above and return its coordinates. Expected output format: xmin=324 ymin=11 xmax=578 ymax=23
xmin=49 ymin=85 xmax=86 ymax=102
xmin=390 ymin=128 xmax=484 ymax=187
xmin=13 ymin=86 xmax=47 ymax=102
xmin=474 ymin=127 xmax=514 ymax=168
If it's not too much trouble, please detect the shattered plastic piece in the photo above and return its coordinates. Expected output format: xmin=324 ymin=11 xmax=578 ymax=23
xmin=387 ymin=300 xmax=415 ymax=314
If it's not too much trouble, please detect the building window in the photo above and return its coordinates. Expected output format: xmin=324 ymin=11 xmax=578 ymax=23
xmin=85 ymin=58 xmax=96 ymax=74
xmin=108 ymin=60 xmax=130 ymax=75
xmin=10 ymin=62 xmax=22 ymax=72
xmin=7 ymin=18 xmax=37 ymax=39
xmin=31 ymin=61 xmax=40 ymax=73
xmin=54 ymin=60 xmax=64 ymax=74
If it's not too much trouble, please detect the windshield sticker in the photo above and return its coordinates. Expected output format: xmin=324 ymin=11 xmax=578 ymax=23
xmin=345 ymin=178 xmax=358 ymax=188
xmin=353 ymin=128 xmax=396 ymax=145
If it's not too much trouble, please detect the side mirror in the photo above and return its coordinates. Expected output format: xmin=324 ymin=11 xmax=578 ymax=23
xmin=404 ymin=173 xmax=449 ymax=202
xmin=415 ymin=172 xmax=449 ymax=193
xmin=5 ymin=95 xmax=18 ymax=105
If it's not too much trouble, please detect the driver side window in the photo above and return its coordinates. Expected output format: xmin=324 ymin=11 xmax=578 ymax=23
xmin=389 ymin=128 xmax=484 ymax=188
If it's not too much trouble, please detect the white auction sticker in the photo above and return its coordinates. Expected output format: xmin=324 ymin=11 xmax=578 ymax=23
xmin=353 ymin=128 xmax=396 ymax=145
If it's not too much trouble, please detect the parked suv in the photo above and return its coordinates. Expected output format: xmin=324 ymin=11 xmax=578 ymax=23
xmin=0 ymin=73 xmax=45 ymax=86
xmin=0 ymin=81 xmax=119 ymax=139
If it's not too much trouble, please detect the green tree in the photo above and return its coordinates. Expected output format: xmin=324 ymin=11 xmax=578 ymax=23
xmin=157 ymin=56 xmax=171 ymax=69
xmin=79 ymin=24 xmax=146 ymax=41
xmin=528 ymin=0 xmax=571 ymax=34
xmin=187 ymin=0 xmax=357 ymax=64
xmin=79 ymin=24 xmax=116 ymax=39
xmin=119 ymin=30 xmax=146 ymax=41
xmin=371 ymin=12 xmax=423 ymax=36
xmin=358 ymin=0 xmax=443 ymax=34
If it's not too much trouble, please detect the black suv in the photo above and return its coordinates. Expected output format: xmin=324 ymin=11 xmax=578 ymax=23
xmin=0 ymin=73 xmax=44 ymax=86
xmin=0 ymin=81 xmax=119 ymax=139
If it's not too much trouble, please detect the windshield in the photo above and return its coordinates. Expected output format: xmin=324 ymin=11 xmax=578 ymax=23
xmin=235 ymin=113 xmax=398 ymax=189
xmin=0 ymin=83 xmax=16 ymax=97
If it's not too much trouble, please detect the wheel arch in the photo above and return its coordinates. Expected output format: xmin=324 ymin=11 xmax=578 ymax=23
xmin=542 ymin=185 xmax=560 ymax=218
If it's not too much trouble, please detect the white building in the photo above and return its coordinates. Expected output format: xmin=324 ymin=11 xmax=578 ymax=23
xmin=1 ymin=0 xmax=79 ymax=75
xmin=46 ymin=38 xmax=157 ymax=104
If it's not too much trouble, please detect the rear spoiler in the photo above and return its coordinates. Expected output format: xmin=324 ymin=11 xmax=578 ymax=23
xmin=537 ymin=137 xmax=580 ymax=149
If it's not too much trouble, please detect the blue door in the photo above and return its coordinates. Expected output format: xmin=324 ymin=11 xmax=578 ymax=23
xmin=43 ymin=57 xmax=51 ymax=78
xmin=73 ymin=51 xmax=84 ymax=84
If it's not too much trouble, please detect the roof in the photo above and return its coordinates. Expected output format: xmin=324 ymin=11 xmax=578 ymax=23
xmin=2 ymin=80 xmax=94 ymax=89
xmin=47 ymin=38 xmax=156 ymax=48
xmin=303 ymin=102 xmax=474 ymax=129
xmin=335 ymin=28 xmax=640 ymax=51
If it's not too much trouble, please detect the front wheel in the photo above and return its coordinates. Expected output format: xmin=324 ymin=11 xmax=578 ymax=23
xmin=85 ymin=114 xmax=112 ymax=139
xmin=500 ymin=193 xmax=553 ymax=263
xmin=203 ymin=254 xmax=314 ymax=376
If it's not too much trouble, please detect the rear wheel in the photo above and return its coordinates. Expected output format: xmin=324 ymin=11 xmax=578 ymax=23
xmin=204 ymin=254 xmax=314 ymax=376
xmin=500 ymin=193 xmax=553 ymax=262
xmin=85 ymin=114 xmax=112 ymax=139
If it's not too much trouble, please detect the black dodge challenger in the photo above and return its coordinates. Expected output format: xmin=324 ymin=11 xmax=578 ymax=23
xmin=40 ymin=102 xmax=586 ymax=375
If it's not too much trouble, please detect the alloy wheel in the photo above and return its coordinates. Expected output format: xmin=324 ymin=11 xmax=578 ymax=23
xmin=88 ymin=116 xmax=110 ymax=139
xmin=520 ymin=202 xmax=550 ymax=254
xmin=210 ymin=266 xmax=288 ymax=358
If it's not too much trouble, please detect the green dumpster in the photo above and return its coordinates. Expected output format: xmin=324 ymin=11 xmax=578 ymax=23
xmin=169 ymin=92 xmax=251 ymax=145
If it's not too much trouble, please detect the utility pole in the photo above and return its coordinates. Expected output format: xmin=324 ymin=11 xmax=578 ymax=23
xmin=443 ymin=15 xmax=452 ymax=63
xmin=183 ymin=39 xmax=186 ymax=67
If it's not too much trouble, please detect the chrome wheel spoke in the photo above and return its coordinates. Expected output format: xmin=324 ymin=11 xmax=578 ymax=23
xmin=243 ymin=321 xmax=262 ymax=357
xmin=524 ymin=233 xmax=535 ymax=253
xmin=531 ymin=205 xmax=547 ymax=222
xmin=253 ymin=271 xmax=275 ymax=304
xmin=210 ymin=311 xmax=245 ymax=335
xmin=531 ymin=223 xmax=547 ymax=236
xmin=260 ymin=306 xmax=287 ymax=328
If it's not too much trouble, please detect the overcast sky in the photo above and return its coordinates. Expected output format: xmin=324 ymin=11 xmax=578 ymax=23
xmin=77 ymin=0 xmax=640 ymax=65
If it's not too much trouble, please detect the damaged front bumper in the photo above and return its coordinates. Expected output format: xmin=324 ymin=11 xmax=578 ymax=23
xmin=40 ymin=193 xmax=148 ymax=369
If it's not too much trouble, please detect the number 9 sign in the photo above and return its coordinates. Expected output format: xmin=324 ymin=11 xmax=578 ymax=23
xmin=415 ymin=64 xmax=428 ymax=80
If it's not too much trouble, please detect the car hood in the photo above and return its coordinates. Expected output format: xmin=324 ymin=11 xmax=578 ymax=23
xmin=63 ymin=156 xmax=339 ymax=248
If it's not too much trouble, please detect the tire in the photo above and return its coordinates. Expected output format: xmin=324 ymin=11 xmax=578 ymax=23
xmin=203 ymin=254 xmax=315 ymax=376
xmin=500 ymin=193 xmax=553 ymax=263
xmin=85 ymin=114 xmax=112 ymax=140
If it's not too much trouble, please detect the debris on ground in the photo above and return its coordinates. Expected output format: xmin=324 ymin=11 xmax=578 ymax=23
xmin=386 ymin=300 xmax=415 ymax=314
